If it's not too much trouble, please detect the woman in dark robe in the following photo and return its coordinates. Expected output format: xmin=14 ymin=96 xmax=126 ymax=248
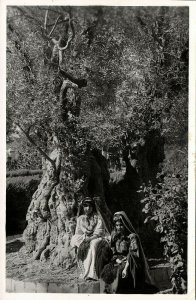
xmin=100 ymin=211 xmax=159 ymax=294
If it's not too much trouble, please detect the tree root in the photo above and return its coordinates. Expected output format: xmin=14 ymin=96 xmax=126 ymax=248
xmin=33 ymin=233 xmax=50 ymax=260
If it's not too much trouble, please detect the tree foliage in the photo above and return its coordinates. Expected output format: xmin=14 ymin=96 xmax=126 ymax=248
xmin=139 ymin=164 xmax=187 ymax=293
xmin=7 ymin=6 xmax=188 ymax=163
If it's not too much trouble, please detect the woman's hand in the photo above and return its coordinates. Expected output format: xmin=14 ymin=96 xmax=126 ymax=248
xmin=115 ymin=256 xmax=126 ymax=264
xmin=85 ymin=229 xmax=93 ymax=236
xmin=122 ymin=268 xmax=128 ymax=278
xmin=122 ymin=260 xmax=129 ymax=278
xmin=85 ymin=236 xmax=91 ymax=242
xmin=116 ymin=258 xmax=122 ymax=264
xmin=85 ymin=235 xmax=97 ymax=242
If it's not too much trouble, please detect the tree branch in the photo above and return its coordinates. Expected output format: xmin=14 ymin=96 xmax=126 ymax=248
xmin=16 ymin=123 xmax=57 ymax=171
xmin=44 ymin=9 xmax=49 ymax=30
xmin=59 ymin=68 xmax=87 ymax=88
xmin=48 ymin=15 xmax=61 ymax=37
xmin=58 ymin=35 xmax=72 ymax=51
xmin=68 ymin=12 xmax=75 ymax=40
xmin=47 ymin=19 xmax=68 ymax=28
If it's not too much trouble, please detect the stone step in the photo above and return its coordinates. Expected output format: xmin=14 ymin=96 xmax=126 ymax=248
xmin=6 ymin=265 xmax=172 ymax=293
xmin=6 ymin=278 xmax=100 ymax=293
xmin=150 ymin=264 xmax=172 ymax=291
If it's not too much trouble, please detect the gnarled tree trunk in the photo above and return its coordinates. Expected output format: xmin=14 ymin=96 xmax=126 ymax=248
xmin=22 ymin=144 xmax=112 ymax=268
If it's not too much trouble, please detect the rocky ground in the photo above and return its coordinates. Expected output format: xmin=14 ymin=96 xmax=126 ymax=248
xmin=6 ymin=237 xmax=172 ymax=293
xmin=6 ymin=238 xmax=80 ymax=284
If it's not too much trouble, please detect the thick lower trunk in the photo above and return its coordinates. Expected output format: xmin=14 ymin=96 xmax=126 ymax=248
xmin=21 ymin=147 xmax=112 ymax=268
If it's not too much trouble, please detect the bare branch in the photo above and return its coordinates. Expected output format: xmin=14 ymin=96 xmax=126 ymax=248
xmin=68 ymin=14 xmax=75 ymax=39
xmin=47 ymin=19 xmax=68 ymax=28
xmin=44 ymin=9 xmax=49 ymax=30
xmin=26 ymin=124 xmax=34 ymax=135
xmin=59 ymin=79 xmax=78 ymax=102
xmin=48 ymin=15 xmax=61 ymax=37
xmin=56 ymin=15 xmax=75 ymax=66
xmin=59 ymin=68 xmax=87 ymax=88
xmin=58 ymin=35 xmax=72 ymax=51
xmin=16 ymin=123 xmax=57 ymax=171
xmin=51 ymin=38 xmax=58 ymax=44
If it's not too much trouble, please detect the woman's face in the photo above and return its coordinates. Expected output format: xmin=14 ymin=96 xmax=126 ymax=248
xmin=115 ymin=220 xmax=125 ymax=234
xmin=83 ymin=203 xmax=93 ymax=216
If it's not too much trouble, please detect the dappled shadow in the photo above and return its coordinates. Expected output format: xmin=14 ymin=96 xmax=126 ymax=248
xmin=6 ymin=240 xmax=24 ymax=254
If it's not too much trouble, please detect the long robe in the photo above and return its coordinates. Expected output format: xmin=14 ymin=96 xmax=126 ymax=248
xmin=71 ymin=213 xmax=106 ymax=280
xmin=100 ymin=211 xmax=158 ymax=294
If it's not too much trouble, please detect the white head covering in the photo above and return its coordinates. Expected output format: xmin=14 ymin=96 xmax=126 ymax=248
xmin=113 ymin=211 xmax=154 ymax=285
xmin=113 ymin=211 xmax=137 ymax=234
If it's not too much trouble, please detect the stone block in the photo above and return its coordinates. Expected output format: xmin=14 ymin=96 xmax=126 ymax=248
xmin=48 ymin=283 xmax=59 ymax=293
xmin=150 ymin=266 xmax=172 ymax=292
xmin=6 ymin=279 xmax=12 ymax=292
xmin=149 ymin=269 xmax=156 ymax=282
xmin=53 ymin=284 xmax=64 ymax=293
xmin=158 ymin=280 xmax=172 ymax=291
xmin=152 ymin=268 xmax=164 ymax=284
xmin=11 ymin=279 xmax=16 ymax=292
xmin=24 ymin=281 xmax=36 ymax=292
xmin=78 ymin=282 xmax=100 ymax=293
xmin=99 ymin=279 xmax=105 ymax=294
xmin=60 ymin=284 xmax=78 ymax=293
xmin=78 ymin=283 xmax=89 ymax=293
xmin=36 ymin=282 xmax=48 ymax=293
xmin=162 ymin=267 xmax=169 ymax=281
xmin=92 ymin=282 xmax=100 ymax=293
xmin=15 ymin=280 xmax=25 ymax=292
xmin=167 ymin=267 xmax=172 ymax=278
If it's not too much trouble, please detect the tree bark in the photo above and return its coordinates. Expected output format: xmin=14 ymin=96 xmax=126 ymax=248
xmin=20 ymin=58 xmax=112 ymax=267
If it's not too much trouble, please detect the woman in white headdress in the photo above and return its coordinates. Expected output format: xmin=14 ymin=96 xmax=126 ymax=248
xmin=71 ymin=197 xmax=110 ymax=281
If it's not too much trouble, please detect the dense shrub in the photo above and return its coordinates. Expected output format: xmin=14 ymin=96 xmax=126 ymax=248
xmin=110 ymin=168 xmax=163 ymax=258
xmin=6 ymin=175 xmax=40 ymax=235
xmin=139 ymin=165 xmax=188 ymax=293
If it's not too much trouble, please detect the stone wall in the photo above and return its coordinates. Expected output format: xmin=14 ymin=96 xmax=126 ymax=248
xmin=6 ymin=264 xmax=172 ymax=293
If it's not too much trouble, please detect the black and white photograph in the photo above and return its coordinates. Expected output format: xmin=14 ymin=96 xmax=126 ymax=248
xmin=4 ymin=1 xmax=194 ymax=297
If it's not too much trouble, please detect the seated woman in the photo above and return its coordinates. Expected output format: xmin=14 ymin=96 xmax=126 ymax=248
xmin=100 ymin=211 xmax=159 ymax=294
xmin=71 ymin=197 xmax=110 ymax=281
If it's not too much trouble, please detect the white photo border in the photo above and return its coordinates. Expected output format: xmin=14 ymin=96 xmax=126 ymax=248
xmin=1 ymin=1 xmax=195 ymax=300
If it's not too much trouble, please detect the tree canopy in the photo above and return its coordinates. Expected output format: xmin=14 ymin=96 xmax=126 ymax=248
xmin=7 ymin=6 xmax=188 ymax=167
